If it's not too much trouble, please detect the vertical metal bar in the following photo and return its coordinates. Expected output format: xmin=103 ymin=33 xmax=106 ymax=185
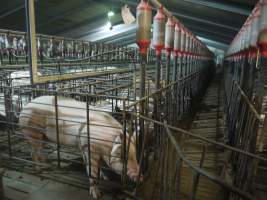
xmin=0 ymin=168 xmax=4 ymax=199
xmin=54 ymin=92 xmax=61 ymax=168
xmin=156 ymin=54 xmax=161 ymax=90
xmin=86 ymin=95 xmax=91 ymax=178
xmin=192 ymin=145 xmax=206 ymax=200
xmin=155 ymin=52 xmax=162 ymax=146
xmin=25 ymin=0 xmax=38 ymax=85
xmin=173 ymin=55 xmax=178 ymax=123
xmin=139 ymin=53 xmax=146 ymax=158
xmin=166 ymin=54 xmax=171 ymax=123
xmin=4 ymin=85 xmax=12 ymax=157
xmin=166 ymin=54 xmax=171 ymax=84
xmin=122 ymin=99 xmax=127 ymax=185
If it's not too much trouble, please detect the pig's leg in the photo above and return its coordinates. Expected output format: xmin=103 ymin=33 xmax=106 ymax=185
xmin=100 ymin=170 xmax=108 ymax=180
xmin=22 ymin=128 xmax=45 ymax=170
xmin=80 ymin=144 xmax=101 ymax=199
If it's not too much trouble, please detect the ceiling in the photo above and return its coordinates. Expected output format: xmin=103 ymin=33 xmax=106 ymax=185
xmin=0 ymin=0 xmax=258 ymax=51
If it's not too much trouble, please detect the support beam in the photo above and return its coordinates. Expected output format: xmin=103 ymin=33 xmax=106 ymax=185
xmin=37 ymin=2 xmax=92 ymax=28
xmin=25 ymin=0 xmax=38 ymax=84
xmin=182 ymin=0 xmax=251 ymax=16
xmin=197 ymin=37 xmax=228 ymax=50
xmin=0 ymin=4 xmax=24 ymax=19
xmin=184 ymin=23 xmax=234 ymax=40
xmin=109 ymin=0 xmax=240 ymax=31
xmin=170 ymin=10 xmax=239 ymax=31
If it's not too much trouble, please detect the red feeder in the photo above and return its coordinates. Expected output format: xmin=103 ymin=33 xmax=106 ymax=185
xmin=136 ymin=0 xmax=152 ymax=55
xmin=152 ymin=6 xmax=166 ymax=56
xmin=165 ymin=17 xmax=175 ymax=56
xmin=174 ymin=22 xmax=181 ymax=57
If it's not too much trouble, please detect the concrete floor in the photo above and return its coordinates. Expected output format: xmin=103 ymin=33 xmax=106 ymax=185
xmin=2 ymin=170 xmax=120 ymax=200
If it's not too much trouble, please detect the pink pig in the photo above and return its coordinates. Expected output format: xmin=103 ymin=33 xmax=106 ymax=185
xmin=19 ymin=96 xmax=142 ymax=199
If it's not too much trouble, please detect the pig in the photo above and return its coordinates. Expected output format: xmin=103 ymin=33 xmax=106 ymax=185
xmin=18 ymin=96 xmax=141 ymax=199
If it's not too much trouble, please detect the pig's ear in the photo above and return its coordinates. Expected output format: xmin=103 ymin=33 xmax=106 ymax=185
xmin=111 ymin=135 xmax=122 ymax=159
xmin=130 ymin=132 xmax=137 ymax=146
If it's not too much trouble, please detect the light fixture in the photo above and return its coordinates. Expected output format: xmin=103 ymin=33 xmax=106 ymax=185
xmin=107 ymin=11 xmax=115 ymax=17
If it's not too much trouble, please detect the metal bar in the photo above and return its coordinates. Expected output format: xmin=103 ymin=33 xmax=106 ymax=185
xmin=191 ymin=145 xmax=206 ymax=200
xmin=54 ymin=92 xmax=61 ymax=168
xmin=234 ymin=81 xmax=261 ymax=120
xmin=163 ymin=122 xmax=254 ymax=200
xmin=156 ymin=54 xmax=161 ymax=90
xmin=138 ymin=115 xmax=267 ymax=163
xmin=126 ymin=71 xmax=201 ymax=109
xmin=25 ymin=0 xmax=38 ymax=84
xmin=0 ymin=168 xmax=4 ymax=199
xmin=139 ymin=53 xmax=146 ymax=159
xmin=86 ymin=95 xmax=91 ymax=177
xmin=122 ymin=99 xmax=127 ymax=185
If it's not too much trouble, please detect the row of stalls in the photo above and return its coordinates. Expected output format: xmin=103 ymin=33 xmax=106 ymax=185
xmin=224 ymin=0 xmax=267 ymax=199
xmin=3 ymin=0 xmax=266 ymax=199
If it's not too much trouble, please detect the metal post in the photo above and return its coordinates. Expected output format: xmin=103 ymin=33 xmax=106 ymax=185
xmin=156 ymin=54 xmax=161 ymax=90
xmin=173 ymin=54 xmax=178 ymax=123
xmin=192 ymin=145 xmax=206 ymax=200
xmin=25 ymin=0 xmax=38 ymax=85
xmin=54 ymin=92 xmax=61 ymax=168
xmin=139 ymin=53 xmax=146 ymax=158
xmin=166 ymin=53 xmax=171 ymax=85
xmin=122 ymin=99 xmax=127 ymax=184
xmin=86 ymin=95 xmax=92 ymax=186
xmin=165 ymin=53 xmax=171 ymax=123
xmin=155 ymin=54 xmax=161 ymax=149
xmin=0 ymin=168 xmax=4 ymax=200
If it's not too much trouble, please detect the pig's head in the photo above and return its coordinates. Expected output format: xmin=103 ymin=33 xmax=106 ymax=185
xmin=110 ymin=133 xmax=142 ymax=182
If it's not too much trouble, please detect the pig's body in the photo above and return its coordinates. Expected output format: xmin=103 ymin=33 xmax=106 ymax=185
xmin=19 ymin=96 xmax=140 ymax=199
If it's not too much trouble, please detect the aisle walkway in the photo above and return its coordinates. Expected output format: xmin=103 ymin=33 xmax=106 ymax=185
xmin=179 ymin=75 xmax=227 ymax=200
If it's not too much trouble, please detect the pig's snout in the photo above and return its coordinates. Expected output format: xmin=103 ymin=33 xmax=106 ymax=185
xmin=127 ymin=165 xmax=143 ymax=182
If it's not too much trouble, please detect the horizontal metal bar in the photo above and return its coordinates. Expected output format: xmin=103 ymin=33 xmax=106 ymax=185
xmin=138 ymin=115 xmax=267 ymax=163
xmin=234 ymin=81 xmax=261 ymax=120
xmin=163 ymin=122 xmax=254 ymax=200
